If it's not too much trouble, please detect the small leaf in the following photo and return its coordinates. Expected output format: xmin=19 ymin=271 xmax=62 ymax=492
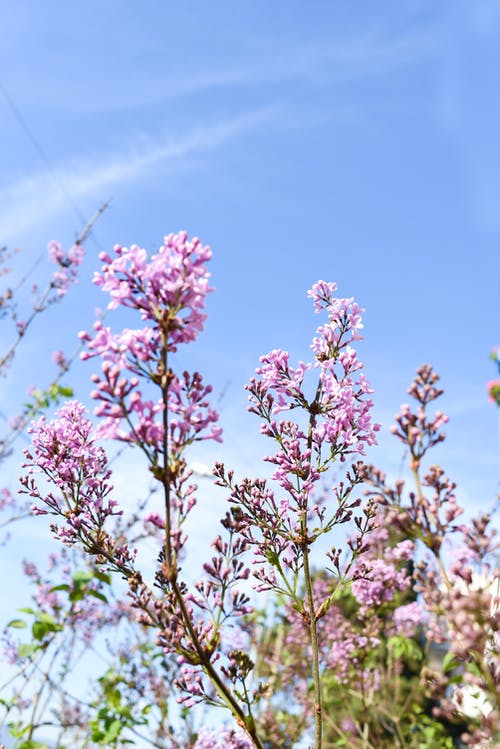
xmin=94 ymin=569 xmax=112 ymax=585
xmin=104 ymin=719 xmax=122 ymax=742
xmin=57 ymin=386 xmax=74 ymax=397
xmin=32 ymin=621 xmax=48 ymax=641
xmin=73 ymin=570 xmax=93 ymax=585
xmin=18 ymin=643 xmax=40 ymax=658
xmin=264 ymin=548 xmax=280 ymax=567
xmin=442 ymin=651 xmax=459 ymax=673
xmin=50 ymin=584 xmax=70 ymax=593
xmin=7 ymin=619 xmax=27 ymax=629
xmin=73 ymin=570 xmax=94 ymax=585
xmin=88 ymin=589 xmax=108 ymax=603
xmin=38 ymin=612 xmax=57 ymax=625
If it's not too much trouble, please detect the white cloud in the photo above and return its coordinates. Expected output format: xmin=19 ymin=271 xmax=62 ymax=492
xmin=0 ymin=107 xmax=277 ymax=242
xmin=70 ymin=27 xmax=436 ymax=115
xmin=89 ymin=28 xmax=438 ymax=112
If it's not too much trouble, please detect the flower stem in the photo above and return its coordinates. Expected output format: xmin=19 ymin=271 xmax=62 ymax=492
xmin=303 ymin=539 xmax=322 ymax=749
xmin=159 ymin=339 xmax=265 ymax=749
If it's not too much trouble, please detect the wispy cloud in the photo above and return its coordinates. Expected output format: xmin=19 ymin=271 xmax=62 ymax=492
xmin=75 ymin=27 xmax=437 ymax=114
xmin=0 ymin=107 xmax=277 ymax=241
xmin=0 ymin=22 xmax=436 ymax=242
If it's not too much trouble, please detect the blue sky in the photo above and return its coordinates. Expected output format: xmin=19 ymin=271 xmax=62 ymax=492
xmin=1 ymin=3 xmax=500 ymax=744
xmin=1 ymin=0 xmax=500 ymax=656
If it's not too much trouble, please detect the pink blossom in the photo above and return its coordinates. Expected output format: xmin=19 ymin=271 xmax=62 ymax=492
xmin=307 ymin=280 xmax=338 ymax=313
xmin=79 ymin=234 xmax=222 ymax=452
xmin=51 ymin=349 xmax=69 ymax=371
xmin=351 ymin=559 xmax=410 ymax=610
xmin=48 ymin=240 xmax=85 ymax=297
xmin=2 ymin=632 xmax=20 ymax=665
xmin=22 ymin=559 xmax=39 ymax=577
xmin=92 ymin=230 xmax=213 ymax=350
xmin=144 ymin=512 xmax=164 ymax=529
xmin=193 ymin=727 xmax=253 ymax=749
xmin=256 ymin=349 xmax=310 ymax=412
xmin=0 ymin=487 xmax=15 ymax=510
xmin=36 ymin=583 xmax=61 ymax=610
xmin=20 ymin=401 xmax=133 ymax=568
xmin=392 ymin=601 xmax=425 ymax=637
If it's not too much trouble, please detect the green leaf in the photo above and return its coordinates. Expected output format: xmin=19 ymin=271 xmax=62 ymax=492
xmin=447 ymin=673 xmax=465 ymax=685
xmin=37 ymin=612 xmax=57 ymax=625
xmin=264 ymin=548 xmax=280 ymax=567
xmin=72 ymin=570 xmax=94 ymax=585
xmin=57 ymin=386 xmax=74 ymax=397
xmin=69 ymin=589 xmax=85 ymax=603
xmin=50 ymin=584 xmax=70 ymax=593
xmin=7 ymin=619 xmax=26 ymax=629
xmin=442 ymin=651 xmax=459 ymax=673
xmin=32 ymin=621 xmax=48 ymax=641
xmin=94 ymin=569 xmax=112 ymax=585
xmin=17 ymin=643 xmax=40 ymax=658
xmin=8 ymin=721 xmax=29 ymax=739
xmin=31 ymin=614 xmax=61 ymax=641
xmin=103 ymin=719 xmax=122 ymax=742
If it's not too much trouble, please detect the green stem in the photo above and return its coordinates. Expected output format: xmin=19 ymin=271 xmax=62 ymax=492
xmin=158 ymin=339 xmax=264 ymax=749
xmin=171 ymin=576 xmax=265 ymax=749
xmin=300 ymin=373 xmax=324 ymax=749
xmin=303 ymin=538 xmax=322 ymax=749
xmin=160 ymin=338 xmax=173 ymax=576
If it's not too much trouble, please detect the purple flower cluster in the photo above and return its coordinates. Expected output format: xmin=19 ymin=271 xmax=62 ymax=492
xmin=351 ymin=558 xmax=410 ymax=611
xmin=0 ymin=486 xmax=15 ymax=510
xmin=392 ymin=601 xmax=426 ymax=638
xmin=93 ymin=230 xmax=213 ymax=349
xmin=20 ymin=401 xmax=134 ymax=569
xmin=351 ymin=524 xmax=415 ymax=613
xmin=217 ymin=281 xmax=379 ymax=594
xmin=252 ymin=281 xmax=379 ymax=466
xmin=79 ymin=232 xmax=221 ymax=449
xmin=193 ymin=727 xmax=253 ymax=749
xmin=48 ymin=240 xmax=85 ymax=297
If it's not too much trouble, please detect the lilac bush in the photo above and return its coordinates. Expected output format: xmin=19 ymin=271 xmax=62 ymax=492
xmin=0 ymin=230 xmax=498 ymax=748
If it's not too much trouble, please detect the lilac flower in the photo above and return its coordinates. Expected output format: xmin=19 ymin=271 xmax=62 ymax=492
xmin=392 ymin=601 xmax=425 ymax=637
xmin=48 ymin=240 xmax=85 ymax=297
xmin=193 ymin=727 xmax=253 ymax=749
xmin=0 ymin=487 xmax=15 ymax=510
xmin=213 ymin=281 xmax=381 ymax=652
xmin=21 ymin=401 xmax=134 ymax=569
xmin=92 ymin=230 xmax=213 ymax=350
xmin=51 ymin=349 xmax=69 ymax=371
xmin=351 ymin=559 xmax=410 ymax=610
xmin=79 ymin=234 xmax=221 ymax=452
xmin=2 ymin=631 xmax=20 ymax=665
